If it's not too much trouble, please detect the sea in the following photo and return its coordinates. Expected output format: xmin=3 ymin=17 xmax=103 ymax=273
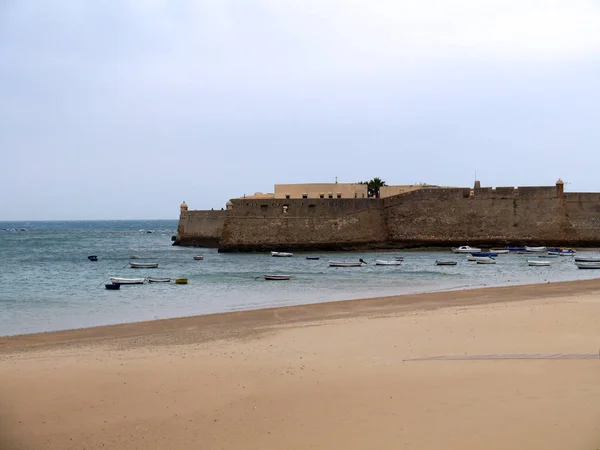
xmin=1 ymin=220 xmax=598 ymax=336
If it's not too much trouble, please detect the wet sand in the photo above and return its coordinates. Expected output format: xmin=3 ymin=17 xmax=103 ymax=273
xmin=1 ymin=279 xmax=599 ymax=449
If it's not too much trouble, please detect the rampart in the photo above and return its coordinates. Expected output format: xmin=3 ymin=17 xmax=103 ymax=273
xmin=175 ymin=183 xmax=600 ymax=251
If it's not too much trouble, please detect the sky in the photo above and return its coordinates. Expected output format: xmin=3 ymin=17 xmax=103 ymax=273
xmin=1 ymin=0 xmax=600 ymax=220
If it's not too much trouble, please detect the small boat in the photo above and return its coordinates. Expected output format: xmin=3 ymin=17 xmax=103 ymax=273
xmin=395 ymin=256 xmax=404 ymax=261
xmin=525 ymin=246 xmax=547 ymax=252
xmin=467 ymin=256 xmax=494 ymax=262
xmin=105 ymin=283 xmax=120 ymax=290
xmin=129 ymin=262 xmax=159 ymax=268
xmin=476 ymin=259 xmax=496 ymax=264
xmin=329 ymin=260 xmax=366 ymax=267
xmin=574 ymin=256 xmax=600 ymax=263
xmin=575 ymin=261 xmax=600 ymax=269
xmin=436 ymin=260 xmax=457 ymax=266
xmin=88 ymin=255 xmax=98 ymax=261
xmin=490 ymin=249 xmax=510 ymax=254
xmin=175 ymin=278 xmax=188 ymax=284
xmin=452 ymin=246 xmax=482 ymax=254
xmin=109 ymin=277 xmax=146 ymax=285
xmin=375 ymin=260 xmax=402 ymax=265
xmin=147 ymin=277 xmax=171 ymax=283
xmin=264 ymin=274 xmax=291 ymax=280
xmin=306 ymin=257 xmax=320 ymax=260
xmin=558 ymin=251 xmax=575 ymax=256
xmin=528 ymin=260 xmax=551 ymax=266
xmin=505 ymin=246 xmax=526 ymax=251
xmin=130 ymin=255 xmax=140 ymax=259
xmin=470 ymin=252 xmax=498 ymax=257
xmin=193 ymin=255 xmax=204 ymax=260
xmin=271 ymin=251 xmax=293 ymax=257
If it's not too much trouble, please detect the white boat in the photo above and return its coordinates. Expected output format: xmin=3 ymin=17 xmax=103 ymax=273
xmin=452 ymin=246 xmax=482 ymax=253
xmin=436 ymin=260 xmax=457 ymax=266
xmin=375 ymin=260 xmax=402 ymax=265
xmin=528 ymin=260 xmax=551 ymax=266
xmin=271 ymin=251 xmax=293 ymax=257
xmin=129 ymin=262 xmax=159 ymax=268
xmin=490 ymin=249 xmax=510 ymax=254
xmin=329 ymin=261 xmax=365 ymax=267
xmin=109 ymin=277 xmax=146 ymax=285
xmin=525 ymin=246 xmax=547 ymax=252
xmin=467 ymin=256 xmax=494 ymax=262
xmin=263 ymin=274 xmax=291 ymax=280
xmin=575 ymin=261 xmax=600 ymax=269
xmin=574 ymin=256 xmax=600 ymax=263
xmin=193 ymin=255 xmax=204 ymax=260
xmin=147 ymin=277 xmax=171 ymax=283
xmin=476 ymin=259 xmax=496 ymax=264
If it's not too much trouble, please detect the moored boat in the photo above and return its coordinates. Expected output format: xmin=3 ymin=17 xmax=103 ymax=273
xmin=193 ymin=255 xmax=204 ymax=260
xmin=467 ymin=256 xmax=494 ymax=262
xmin=525 ymin=246 xmax=547 ymax=252
xmin=329 ymin=261 xmax=366 ymax=267
xmin=476 ymin=259 xmax=496 ymax=264
xmin=88 ymin=255 xmax=98 ymax=261
xmin=575 ymin=261 xmax=600 ymax=269
xmin=109 ymin=277 xmax=146 ymax=285
xmin=574 ymin=256 xmax=600 ymax=263
xmin=105 ymin=283 xmax=120 ymax=290
xmin=306 ymin=257 xmax=320 ymax=260
xmin=452 ymin=246 xmax=482 ymax=253
xmin=470 ymin=252 xmax=498 ymax=257
xmin=505 ymin=246 xmax=526 ymax=251
xmin=375 ymin=260 xmax=402 ymax=265
xmin=490 ymin=249 xmax=510 ymax=254
xmin=528 ymin=260 xmax=551 ymax=266
xmin=129 ymin=262 xmax=159 ymax=268
xmin=271 ymin=251 xmax=293 ymax=257
xmin=436 ymin=260 xmax=457 ymax=266
xmin=263 ymin=274 xmax=291 ymax=280
xmin=175 ymin=278 xmax=188 ymax=284
xmin=147 ymin=277 xmax=171 ymax=283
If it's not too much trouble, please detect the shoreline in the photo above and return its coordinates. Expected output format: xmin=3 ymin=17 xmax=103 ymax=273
xmin=3 ymin=277 xmax=600 ymax=352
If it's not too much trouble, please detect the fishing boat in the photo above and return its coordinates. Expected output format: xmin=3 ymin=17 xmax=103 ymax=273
xmin=263 ymin=274 xmax=291 ymax=280
xmin=525 ymin=246 xmax=547 ymax=252
xmin=193 ymin=255 xmax=204 ymax=260
xmin=88 ymin=255 xmax=98 ymax=261
xmin=175 ymin=278 xmax=188 ymax=284
xmin=306 ymin=257 xmax=320 ymax=260
xmin=528 ymin=260 xmax=551 ymax=266
xmin=476 ymin=259 xmax=496 ymax=264
xmin=451 ymin=246 xmax=482 ymax=253
xmin=436 ymin=260 xmax=457 ymax=266
xmin=329 ymin=261 xmax=366 ymax=267
xmin=147 ymin=277 xmax=171 ymax=283
xmin=575 ymin=261 xmax=600 ymax=269
xmin=109 ymin=277 xmax=146 ymax=285
xmin=470 ymin=252 xmax=498 ymax=257
xmin=574 ymin=256 xmax=600 ymax=263
xmin=490 ymin=249 xmax=510 ymax=254
xmin=375 ymin=260 xmax=402 ymax=265
xmin=271 ymin=251 xmax=293 ymax=257
xmin=467 ymin=256 xmax=494 ymax=262
xmin=129 ymin=262 xmax=159 ymax=268
xmin=105 ymin=283 xmax=120 ymax=290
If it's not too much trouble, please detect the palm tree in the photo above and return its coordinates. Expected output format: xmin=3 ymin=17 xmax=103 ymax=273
xmin=359 ymin=178 xmax=387 ymax=198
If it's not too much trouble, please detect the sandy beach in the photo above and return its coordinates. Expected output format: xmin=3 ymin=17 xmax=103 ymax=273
xmin=1 ymin=280 xmax=599 ymax=449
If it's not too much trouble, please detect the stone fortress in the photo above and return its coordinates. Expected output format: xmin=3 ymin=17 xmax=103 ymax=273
xmin=174 ymin=179 xmax=600 ymax=251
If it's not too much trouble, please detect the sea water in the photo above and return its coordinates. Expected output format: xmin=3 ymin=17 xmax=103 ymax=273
xmin=0 ymin=220 xmax=598 ymax=336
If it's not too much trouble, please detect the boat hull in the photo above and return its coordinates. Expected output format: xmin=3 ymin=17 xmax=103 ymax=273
xmin=147 ymin=277 xmax=171 ymax=283
xmin=452 ymin=246 xmax=482 ymax=253
xmin=436 ymin=261 xmax=457 ymax=266
xmin=193 ymin=256 xmax=204 ymax=260
xmin=375 ymin=260 xmax=402 ymax=265
xmin=109 ymin=277 xmax=146 ymax=285
xmin=528 ymin=261 xmax=551 ymax=266
xmin=264 ymin=275 xmax=291 ymax=280
xmin=105 ymin=283 xmax=120 ymax=290
xmin=271 ymin=252 xmax=293 ymax=257
xmin=576 ymin=262 xmax=600 ymax=269
xmin=329 ymin=262 xmax=364 ymax=267
xmin=129 ymin=262 xmax=159 ymax=268
xmin=175 ymin=278 xmax=188 ymax=284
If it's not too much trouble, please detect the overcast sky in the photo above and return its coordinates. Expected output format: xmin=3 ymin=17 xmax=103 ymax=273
xmin=1 ymin=0 xmax=600 ymax=220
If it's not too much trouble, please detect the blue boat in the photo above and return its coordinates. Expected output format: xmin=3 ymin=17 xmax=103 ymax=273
xmin=470 ymin=252 xmax=498 ymax=257
xmin=88 ymin=255 xmax=98 ymax=261
xmin=505 ymin=246 xmax=525 ymax=251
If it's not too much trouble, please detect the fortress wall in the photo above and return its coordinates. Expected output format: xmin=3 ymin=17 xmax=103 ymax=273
xmin=175 ymin=210 xmax=227 ymax=247
xmin=564 ymin=193 xmax=600 ymax=240
xmin=218 ymin=198 xmax=387 ymax=252
xmin=383 ymin=187 xmax=569 ymax=247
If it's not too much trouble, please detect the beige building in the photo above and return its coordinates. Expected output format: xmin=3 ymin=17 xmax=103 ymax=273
xmin=274 ymin=183 xmax=367 ymax=199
